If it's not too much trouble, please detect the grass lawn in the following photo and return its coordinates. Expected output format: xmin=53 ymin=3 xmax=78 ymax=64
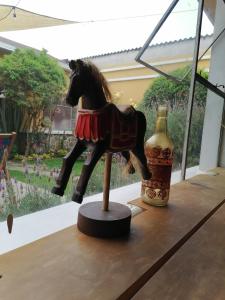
xmin=40 ymin=158 xmax=66 ymax=169
xmin=11 ymin=158 xmax=84 ymax=176
xmin=43 ymin=158 xmax=84 ymax=175
xmin=16 ymin=157 xmax=83 ymax=172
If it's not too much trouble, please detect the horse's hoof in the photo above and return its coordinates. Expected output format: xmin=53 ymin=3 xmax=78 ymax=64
xmin=51 ymin=186 xmax=64 ymax=196
xmin=72 ymin=191 xmax=83 ymax=204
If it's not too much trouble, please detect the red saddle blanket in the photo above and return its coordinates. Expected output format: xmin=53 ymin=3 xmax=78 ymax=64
xmin=75 ymin=104 xmax=137 ymax=150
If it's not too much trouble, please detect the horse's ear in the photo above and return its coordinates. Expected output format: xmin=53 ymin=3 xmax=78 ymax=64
xmin=76 ymin=59 xmax=85 ymax=69
xmin=69 ymin=60 xmax=77 ymax=71
xmin=69 ymin=59 xmax=85 ymax=71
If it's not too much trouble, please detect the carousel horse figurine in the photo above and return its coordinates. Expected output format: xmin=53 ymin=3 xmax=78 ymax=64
xmin=52 ymin=59 xmax=151 ymax=204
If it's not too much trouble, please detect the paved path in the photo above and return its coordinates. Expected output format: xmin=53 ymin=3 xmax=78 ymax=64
xmin=7 ymin=161 xmax=57 ymax=177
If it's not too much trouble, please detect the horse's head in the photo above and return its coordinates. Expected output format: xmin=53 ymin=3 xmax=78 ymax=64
xmin=65 ymin=59 xmax=86 ymax=107
xmin=66 ymin=59 xmax=112 ymax=107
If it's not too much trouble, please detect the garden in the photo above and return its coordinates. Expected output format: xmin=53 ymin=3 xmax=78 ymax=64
xmin=0 ymin=49 xmax=208 ymax=222
xmin=0 ymin=152 xmax=140 ymax=221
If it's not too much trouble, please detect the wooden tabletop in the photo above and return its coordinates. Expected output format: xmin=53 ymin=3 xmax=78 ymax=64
xmin=134 ymin=199 xmax=225 ymax=300
xmin=0 ymin=168 xmax=225 ymax=300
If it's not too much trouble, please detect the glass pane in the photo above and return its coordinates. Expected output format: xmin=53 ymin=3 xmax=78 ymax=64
xmin=52 ymin=105 xmax=73 ymax=131
xmin=140 ymin=0 xmax=214 ymax=81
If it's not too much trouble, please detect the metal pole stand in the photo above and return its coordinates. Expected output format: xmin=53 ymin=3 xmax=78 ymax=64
xmin=77 ymin=153 xmax=131 ymax=238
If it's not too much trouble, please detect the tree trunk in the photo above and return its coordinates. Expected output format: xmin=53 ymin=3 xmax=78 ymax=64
xmin=0 ymin=99 xmax=7 ymax=132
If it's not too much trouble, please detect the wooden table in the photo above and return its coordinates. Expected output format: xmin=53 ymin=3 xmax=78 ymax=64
xmin=0 ymin=168 xmax=225 ymax=300
xmin=133 ymin=204 xmax=225 ymax=300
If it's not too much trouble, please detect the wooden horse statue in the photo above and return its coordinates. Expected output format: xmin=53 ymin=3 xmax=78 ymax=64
xmin=52 ymin=59 xmax=151 ymax=204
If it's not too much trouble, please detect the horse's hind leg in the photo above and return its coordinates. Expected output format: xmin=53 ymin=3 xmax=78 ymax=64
xmin=52 ymin=140 xmax=86 ymax=196
xmin=72 ymin=142 xmax=106 ymax=204
xmin=121 ymin=151 xmax=135 ymax=174
xmin=131 ymin=146 xmax=151 ymax=180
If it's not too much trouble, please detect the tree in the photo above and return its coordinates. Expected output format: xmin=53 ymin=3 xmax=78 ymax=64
xmin=0 ymin=49 xmax=67 ymax=153
xmin=142 ymin=66 xmax=208 ymax=110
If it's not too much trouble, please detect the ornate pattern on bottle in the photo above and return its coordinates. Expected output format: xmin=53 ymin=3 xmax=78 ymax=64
xmin=142 ymin=146 xmax=173 ymax=206
xmin=142 ymin=105 xmax=173 ymax=206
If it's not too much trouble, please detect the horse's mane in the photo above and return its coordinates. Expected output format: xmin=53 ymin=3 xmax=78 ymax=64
xmin=80 ymin=60 xmax=112 ymax=102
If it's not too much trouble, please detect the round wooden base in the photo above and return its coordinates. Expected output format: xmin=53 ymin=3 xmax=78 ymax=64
xmin=77 ymin=201 xmax=131 ymax=238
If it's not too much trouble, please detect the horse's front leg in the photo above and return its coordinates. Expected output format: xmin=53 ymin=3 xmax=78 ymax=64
xmin=72 ymin=142 xmax=106 ymax=203
xmin=52 ymin=139 xmax=86 ymax=196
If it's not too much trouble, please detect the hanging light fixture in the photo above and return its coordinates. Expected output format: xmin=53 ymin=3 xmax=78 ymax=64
xmin=12 ymin=6 xmax=16 ymax=18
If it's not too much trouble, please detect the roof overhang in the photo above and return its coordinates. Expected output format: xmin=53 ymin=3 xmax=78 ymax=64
xmin=0 ymin=5 xmax=76 ymax=32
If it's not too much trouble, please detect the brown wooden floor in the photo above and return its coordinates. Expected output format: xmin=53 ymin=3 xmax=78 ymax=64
xmin=0 ymin=168 xmax=225 ymax=300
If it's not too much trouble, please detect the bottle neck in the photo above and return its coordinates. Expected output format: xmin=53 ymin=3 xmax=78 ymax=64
xmin=155 ymin=116 xmax=167 ymax=134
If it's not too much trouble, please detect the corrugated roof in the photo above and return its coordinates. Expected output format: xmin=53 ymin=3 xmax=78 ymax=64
xmin=0 ymin=35 xmax=38 ymax=52
xmin=81 ymin=34 xmax=213 ymax=60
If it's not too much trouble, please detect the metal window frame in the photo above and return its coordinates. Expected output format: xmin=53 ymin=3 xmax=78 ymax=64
xmin=135 ymin=0 xmax=182 ymax=83
xmin=136 ymin=0 xmax=225 ymax=180
xmin=180 ymin=0 xmax=204 ymax=180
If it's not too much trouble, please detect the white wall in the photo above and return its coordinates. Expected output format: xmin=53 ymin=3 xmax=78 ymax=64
xmin=200 ymin=0 xmax=225 ymax=171
xmin=220 ymin=131 xmax=225 ymax=166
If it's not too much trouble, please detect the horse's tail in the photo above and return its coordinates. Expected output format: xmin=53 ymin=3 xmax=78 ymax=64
xmin=131 ymin=110 xmax=151 ymax=180
xmin=135 ymin=110 xmax=147 ymax=146
xmin=122 ymin=152 xmax=136 ymax=176
xmin=122 ymin=110 xmax=147 ymax=176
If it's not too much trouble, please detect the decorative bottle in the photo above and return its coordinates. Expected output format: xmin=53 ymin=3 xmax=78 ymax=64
xmin=142 ymin=106 xmax=174 ymax=206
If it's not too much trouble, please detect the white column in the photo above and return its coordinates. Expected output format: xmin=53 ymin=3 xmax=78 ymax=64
xmin=219 ymin=122 xmax=225 ymax=167
xmin=199 ymin=0 xmax=225 ymax=171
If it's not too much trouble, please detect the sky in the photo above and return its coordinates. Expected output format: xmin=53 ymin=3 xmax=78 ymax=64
xmin=0 ymin=0 xmax=214 ymax=60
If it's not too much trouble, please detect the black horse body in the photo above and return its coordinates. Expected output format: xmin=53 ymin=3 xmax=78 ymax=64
xmin=52 ymin=59 xmax=151 ymax=203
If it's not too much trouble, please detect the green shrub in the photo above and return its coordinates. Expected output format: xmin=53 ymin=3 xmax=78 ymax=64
xmin=42 ymin=153 xmax=53 ymax=160
xmin=142 ymin=66 xmax=208 ymax=110
xmin=54 ymin=149 xmax=68 ymax=157
xmin=13 ymin=154 xmax=24 ymax=161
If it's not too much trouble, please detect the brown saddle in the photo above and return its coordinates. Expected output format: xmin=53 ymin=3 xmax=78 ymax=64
xmin=110 ymin=105 xmax=137 ymax=151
